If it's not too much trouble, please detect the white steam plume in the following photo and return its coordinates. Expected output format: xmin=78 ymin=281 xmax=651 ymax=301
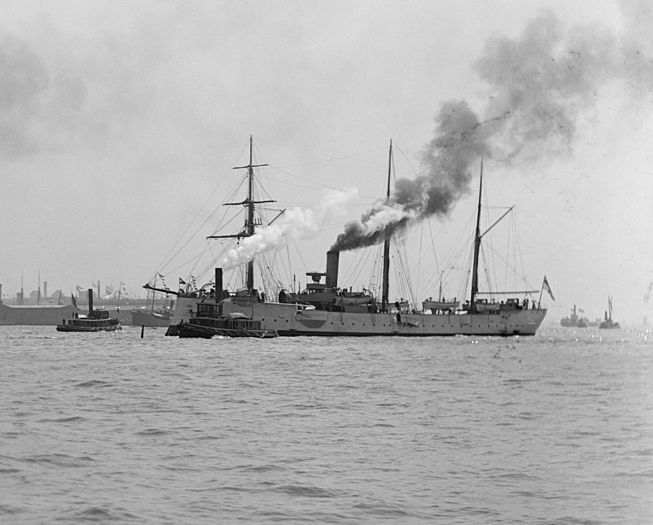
xmin=221 ymin=188 xmax=357 ymax=269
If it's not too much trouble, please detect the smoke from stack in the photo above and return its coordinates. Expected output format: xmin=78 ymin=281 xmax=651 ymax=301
xmin=221 ymin=188 xmax=356 ymax=269
xmin=332 ymin=9 xmax=653 ymax=252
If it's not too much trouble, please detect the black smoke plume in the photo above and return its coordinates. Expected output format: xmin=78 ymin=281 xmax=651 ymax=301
xmin=332 ymin=10 xmax=653 ymax=252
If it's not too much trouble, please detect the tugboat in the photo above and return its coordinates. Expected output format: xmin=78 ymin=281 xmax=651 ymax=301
xmin=56 ymin=289 xmax=122 ymax=332
xmin=560 ymin=305 xmax=589 ymax=328
xmin=599 ymin=296 xmax=620 ymax=329
xmin=173 ymin=269 xmax=277 ymax=339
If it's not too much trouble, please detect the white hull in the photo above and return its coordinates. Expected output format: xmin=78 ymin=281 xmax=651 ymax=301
xmin=171 ymin=296 xmax=546 ymax=336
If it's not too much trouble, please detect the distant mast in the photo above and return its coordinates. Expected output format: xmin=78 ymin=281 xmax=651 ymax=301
xmin=381 ymin=140 xmax=392 ymax=312
xmin=208 ymin=135 xmax=274 ymax=293
xmin=470 ymin=160 xmax=483 ymax=308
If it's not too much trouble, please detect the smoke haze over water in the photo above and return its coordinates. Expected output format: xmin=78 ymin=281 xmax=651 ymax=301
xmin=331 ymin=9 xmax=653 ymax=252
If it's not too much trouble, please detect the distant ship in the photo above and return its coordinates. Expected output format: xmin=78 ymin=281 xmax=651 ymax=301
xmin=0 ymin=284 xmax=73 ymax=325
xmin=155 ymin=138 xmax=549 ymax=337
xmin=560 ymin=305 xmax=589 ymax=328
xmin=130 ymin=276 xmax=174 ymax=327
xmin=599 ymin=296 xmax=620 ymax=329
xmin=56 ymin=289 xmax=121 ymax=332
xmin=130 ymin=306 xmax=173 ymax=327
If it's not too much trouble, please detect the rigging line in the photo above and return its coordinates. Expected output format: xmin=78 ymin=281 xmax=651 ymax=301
xmin=197 ymin=244 xmax=231 ymax=280
xmin=393 ymin=143 xmax=421 ymax=178
xmin=397 ymin=244 xmax=417 ymax=306
xmin=348 ymin=248 xmax=372 ymax=289
xmin=481 ymin=245 xmax=501 ymax=298
xmin=264 ymin=249 xmax=282 ymax=285
xmin=415 ymin=220 xmax=424 ymax=303
xmin=155 ymin=157 xmax=245 ymax=271
xmin=485 ymin=241 xmax=532 ymax=287
xmin=462 ymin=243 xmax=474 ymax=301
xmin=289 ymin=238 xmax=309 ymax=278
xmin=274 ymin=145 xmax=386 ymax=169
xmin=266 ymin=167 xmax=346 ymax=194
xmin=483 ymin=240 xmax=499 ymax=296
xmin=191 ymin=238 xmax=234 ymax=283
xmin=267 ymin=166 xmax=383 ymax=202
xmin=256 ymin=172 xmax=281 ymax=206
xmin=285 ymin=244 xmax=293 ymax=292
xmin=159 ymin=180 xmax=244 ymax=271
xmin=161 ymin=211 xmax=235 ymax=273
xmin=265 ymin=249 xmax=286 ymax=290
xmin=368 ymin=244 xmax=382 ymax=295
xmin=504 ymin=215 xmax=511 ymax=291
xmin=511 ymin=209 xmax=534 ymax=290
xmin=394 ymin=254 xmax=412 ymax=306
xmin=164 ymin=244 xmax=216 ymax=280
xmin=427 ymin=217 xmax=441 ymax=277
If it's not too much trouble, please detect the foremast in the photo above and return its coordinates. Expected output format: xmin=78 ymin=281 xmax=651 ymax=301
xmin=207 ymin=135 xmax=274 ymax=293
xmin=381 ymin=140 xmax=392 ymax=312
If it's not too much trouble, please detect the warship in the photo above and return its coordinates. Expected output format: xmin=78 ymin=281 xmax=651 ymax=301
xmin=156 ymin=139 xmax=548 ymax=337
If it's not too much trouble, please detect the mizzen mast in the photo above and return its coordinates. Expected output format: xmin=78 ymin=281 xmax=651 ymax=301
xmin=470 ymin=159 xmax=483 ymax=309
xmin=207 ymin=135 xmax=274 ymax=293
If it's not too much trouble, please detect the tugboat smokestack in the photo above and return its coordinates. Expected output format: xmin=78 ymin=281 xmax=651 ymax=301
xmin=215 ymin=268 xmax=223 ymax=303
xmin=87 ymin=288 xmax=94 ymax=312
xmin=326 ymin=250 xmax=339 ymax=289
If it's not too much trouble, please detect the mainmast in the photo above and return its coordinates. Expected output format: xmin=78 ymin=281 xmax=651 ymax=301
xmin=207 ymin=135 xmax=274 ymax=293
xmin=470 ymin=160 xmax=483 ymax=308
xmin=381 ymin=140 xmax=392 ymax=312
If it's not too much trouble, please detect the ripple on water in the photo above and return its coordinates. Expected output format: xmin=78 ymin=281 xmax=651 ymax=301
xmin=1 ymin=326 xmax=652 ymax=523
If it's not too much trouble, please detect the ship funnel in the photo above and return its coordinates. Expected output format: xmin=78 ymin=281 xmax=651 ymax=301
xmin=87 ymin=288 xmax=94 ymax=312
xmin=215 ymin=268 xmax=223 ymax=303
xmin=326 ymin=250 xmax=339 ymax=289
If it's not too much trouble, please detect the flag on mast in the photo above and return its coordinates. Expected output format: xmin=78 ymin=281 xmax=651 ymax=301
xmin=542 ymin=276 xmax=555 ymax=301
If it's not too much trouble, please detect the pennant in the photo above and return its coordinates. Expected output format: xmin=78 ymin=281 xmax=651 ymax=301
xmin=179 ymin=278 xmax=186 ymax=286
xmin=71 ymin=293 xmax=78 ymax=309
xmin=542 ymin=276 xmax=555 ymax=301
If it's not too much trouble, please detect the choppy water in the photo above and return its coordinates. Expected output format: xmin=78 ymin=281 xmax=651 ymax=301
xmin=1 ymin=326 xmax=652 ymax=523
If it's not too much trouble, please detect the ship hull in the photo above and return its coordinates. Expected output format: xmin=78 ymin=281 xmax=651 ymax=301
xmin=131 ymin=309 xmax=171 ymax=328
xmin=56 ymin=324 xmax=121 ymax=332
xmin=177 ymin=322 xmax=277 ymax=339
xmin=169 ymin=296 xmax=546 ymax=336
xmin=0 ymin=303 xmax=74 ymax=325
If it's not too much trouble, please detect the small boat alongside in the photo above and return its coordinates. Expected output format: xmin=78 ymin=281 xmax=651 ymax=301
xmin=56 ymin=289 xmax=121 ymax=332
xmin=173 ymin=270 xmax=278 ymax=339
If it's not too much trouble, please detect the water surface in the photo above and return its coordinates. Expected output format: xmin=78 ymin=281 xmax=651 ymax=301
xmin=1 ymin=326 xmax=651 ymax=523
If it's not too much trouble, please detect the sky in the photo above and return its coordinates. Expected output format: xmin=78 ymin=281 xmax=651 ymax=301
xmin=1 ymin=0 xmax=652 ymax=325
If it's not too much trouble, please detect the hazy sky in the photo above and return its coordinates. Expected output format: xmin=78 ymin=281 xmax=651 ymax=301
xmin=1 ymin=0 xmax=652 ymax=324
